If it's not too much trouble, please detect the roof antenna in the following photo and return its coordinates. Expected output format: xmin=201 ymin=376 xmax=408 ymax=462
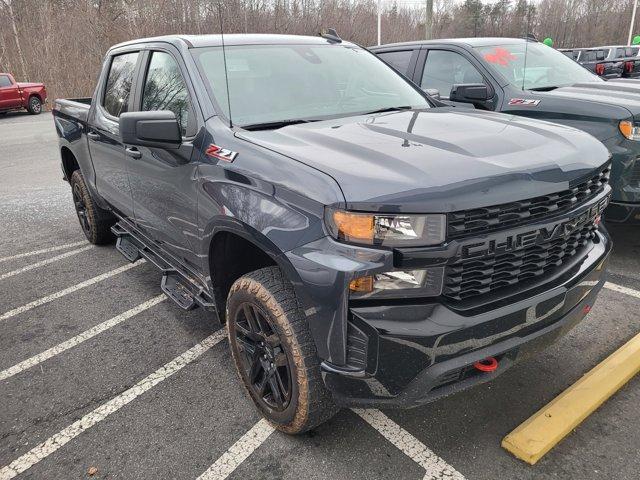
xmin=320 ymin=28 xmax=342 ymax=43
xmin=217 ymin=1 xmax=233 ymax=128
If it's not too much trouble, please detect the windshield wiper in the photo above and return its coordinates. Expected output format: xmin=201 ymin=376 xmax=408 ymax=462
xmin=363 ymin=105 xmax=413 ymax=115
xmin=241 ymin=119 xmax=315 ymax=131
xmin=528 ymin=86 xmax=559 ymax=92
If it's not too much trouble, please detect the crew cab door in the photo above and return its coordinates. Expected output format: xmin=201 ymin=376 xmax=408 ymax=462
xmin=89 ymin=50 xmax=142 ymax=218
xmin=125 ymin=47 xmax=201 ymax=271
xmin=0 ymin=74 xmax=22 ymax=109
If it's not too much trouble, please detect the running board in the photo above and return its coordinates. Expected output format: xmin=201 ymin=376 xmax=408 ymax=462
xmin=111 ymin=222 xmax=217 ymax=313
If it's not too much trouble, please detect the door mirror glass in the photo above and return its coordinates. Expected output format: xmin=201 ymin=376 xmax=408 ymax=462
xmin=119 ymin=110 xmax=181 ymax=149
xmin=449 ymin=83 xmax=490 ymax=103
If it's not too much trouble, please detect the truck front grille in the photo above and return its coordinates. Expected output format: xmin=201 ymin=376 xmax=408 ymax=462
xmin=447 ymin=163 xmax=610 ymax=239
xmin=444 ymin=222 xmax=598 ymax=301
xmin=631 ymin=158 xmax=640 ymax=186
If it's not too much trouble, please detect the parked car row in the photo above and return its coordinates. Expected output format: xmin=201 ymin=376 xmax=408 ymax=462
xmin=559 ymin=45 xmax=640 ymax=79
xmin=52 ymin=32 xmax=622 ymax=434
xmin=0 ymin=72 xmax=47 ymax=115
xmin=371 ymin=37 xmax=640 ymax=224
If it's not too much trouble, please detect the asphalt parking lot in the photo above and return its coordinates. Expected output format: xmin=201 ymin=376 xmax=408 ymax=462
xmin=1 ymin=111 xmax=639 ymax=480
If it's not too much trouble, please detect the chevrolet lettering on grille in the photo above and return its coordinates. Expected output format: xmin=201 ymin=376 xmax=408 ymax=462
xmin=461 ymin=196 xmax=609 ymax=260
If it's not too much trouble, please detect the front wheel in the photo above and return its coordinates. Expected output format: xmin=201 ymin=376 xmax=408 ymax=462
xmin=227 ymin=266 xmax=338 ymax=434
xmin=27 ymin=96 xmax=42 ymax=115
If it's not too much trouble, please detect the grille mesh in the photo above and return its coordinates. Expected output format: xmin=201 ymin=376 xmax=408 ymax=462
xmin=444 ymin=223 xmax=598 ymax=301
xmin=447 ymin=164 xmax=610 ymax=239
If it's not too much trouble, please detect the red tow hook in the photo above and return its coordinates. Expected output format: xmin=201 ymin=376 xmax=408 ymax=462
xmin=473 ymin=356 xmax=499 ymax=373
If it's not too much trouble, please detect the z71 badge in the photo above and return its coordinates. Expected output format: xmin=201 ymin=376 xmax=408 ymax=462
xmin=205 ymin=144 xmax=238 ymax=162
xmin=508 ymin=98 xmax=541 ymax=106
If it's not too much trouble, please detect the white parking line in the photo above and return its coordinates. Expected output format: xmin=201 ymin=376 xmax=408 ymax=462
xmin=0 ymin=295 xmax=166 ymax=382
xmin=0 ymin=245 xmax=93 ymax=281
xmin=197 ymin=419 xmax=275 ymax=480
xmin=0 ymin=330 xmax=226 ymax=480
xmin=353 ymin=409 xmax=465 ymax=480
xmin=605 ymin=281 xmax=640 ymax=299
xmin=0 ymin=241 xmax=87 ymax=263
xmin=0 ymin=261 xmax=145 ymax=322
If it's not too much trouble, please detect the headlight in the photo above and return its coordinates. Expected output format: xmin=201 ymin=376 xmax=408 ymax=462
xmin=349 ymin=268 xmax=444 ymax=298
xmin=619 ymin=120 xmax=640 ymax=140
xmin=325 ymin=208 xmax=446 ymax=247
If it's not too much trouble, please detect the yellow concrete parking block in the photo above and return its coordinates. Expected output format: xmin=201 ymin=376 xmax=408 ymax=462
xmin=502 ymin=332 xmax=640 ymax=465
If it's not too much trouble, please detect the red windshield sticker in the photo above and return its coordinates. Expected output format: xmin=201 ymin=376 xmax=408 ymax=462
xmin=484 ymin=48 xmax=517 ymax=66
xmin=509 ymin=98 xmax=541 ymax=107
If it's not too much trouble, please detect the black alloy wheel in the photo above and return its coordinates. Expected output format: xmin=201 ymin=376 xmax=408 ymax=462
xmin=72 ymin=181 xmax=91 ymax=235
xmin=232 ymin=301 xmax=292 ymax=412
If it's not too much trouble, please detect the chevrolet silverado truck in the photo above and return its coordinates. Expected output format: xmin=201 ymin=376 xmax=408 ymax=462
xmin=372 ymin=37 xmax=640 ymax=222
xmin=0 ymin=72 xmax=46 ymax=115
xmin=53 ymin=34 xmax=612 ymax=434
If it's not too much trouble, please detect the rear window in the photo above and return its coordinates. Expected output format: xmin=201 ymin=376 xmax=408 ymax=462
xmin=103 ymin=52 xmax=139 ymax=117
xmin=615 ymin=47 xmax=638 ymax=58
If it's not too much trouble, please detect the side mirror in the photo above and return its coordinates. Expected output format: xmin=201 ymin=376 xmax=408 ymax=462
xmin=119 ymin=110 xmax=181 ymax=149
xmin=449 ymin=83 xmax=490 ymax=104
xmin=422 ymin=88 xmax=441 ymax=100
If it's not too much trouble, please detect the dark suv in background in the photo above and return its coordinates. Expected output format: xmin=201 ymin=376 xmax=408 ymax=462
xmin=372 ymin=37 xmax=640 ymax=223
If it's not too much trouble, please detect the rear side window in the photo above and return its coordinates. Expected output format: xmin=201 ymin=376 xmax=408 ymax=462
xmin=103 ymin=52 xmax=139 ymax=117
xmin=141 ymin=51 xmax=192 ymax=136
xmin=0 ymin=75 xmax=12 ymax=87
xmin=377 ymin=50 xmax=414 ymax=76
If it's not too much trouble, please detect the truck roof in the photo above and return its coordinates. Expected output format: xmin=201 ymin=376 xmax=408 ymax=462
xmin=111 ymin=33 xmax=355 ymax=51
xmin=370 ymin=37 xmax=529 ymax=50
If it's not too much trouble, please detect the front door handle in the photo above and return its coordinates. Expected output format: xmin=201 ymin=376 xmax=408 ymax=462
xmin=125 ymin=146 xmax=142 ymax=159
xmin=87 ymin=132 xmax=100 ymax=141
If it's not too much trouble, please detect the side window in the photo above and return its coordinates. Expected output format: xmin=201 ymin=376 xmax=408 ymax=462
xmin=377 ymin=50 xmax=414 ymax=76
xmin=103 ymin=52 xmax=139 ymax=117
xmin=421 ymin=50 xmax=484 ymax=98
xmin=142 ymin=51 xmax=192 ymax=136
xmin=0 ymin=75 xmax=12 ymax=88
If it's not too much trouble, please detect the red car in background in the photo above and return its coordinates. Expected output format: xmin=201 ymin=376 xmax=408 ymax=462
xmin=0 ymin=73 xmax=47 ymax=115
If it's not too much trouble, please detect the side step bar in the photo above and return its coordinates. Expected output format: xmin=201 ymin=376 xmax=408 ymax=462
xmin=111 ymin=222 xmax=217 ymax=313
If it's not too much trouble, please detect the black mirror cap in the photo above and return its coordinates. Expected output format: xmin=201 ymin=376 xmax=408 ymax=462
xmin=449 ymin=83 xmax=490 ymax=102
xmin=119 ymin=110 xmax=181 ymax=149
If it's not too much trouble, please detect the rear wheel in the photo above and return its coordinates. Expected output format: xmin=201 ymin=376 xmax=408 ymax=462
xmin=27 ymin=96 xmax=42 ymax=115
xmin=227 ymin=266 xmax=338 ymax=434
xmin=69 ymin=170 xmax=114 ymax=244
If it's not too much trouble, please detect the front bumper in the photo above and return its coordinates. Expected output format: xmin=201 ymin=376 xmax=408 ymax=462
xmin=321 ymin=230 xmax=611 ymax=408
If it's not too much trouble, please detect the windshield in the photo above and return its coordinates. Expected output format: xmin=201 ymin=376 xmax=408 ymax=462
xmin=191 ymin=43 xmax=430 ymax=128
xmin=476 ymin=42 xmax=602 ymax=90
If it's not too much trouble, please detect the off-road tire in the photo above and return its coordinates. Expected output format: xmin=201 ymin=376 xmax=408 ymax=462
xmin=227 ymin=266 xmax=339 ymax=434
xmin=70 ymin=170 xmax=114 ymax=244
xmin=27 ymin=96 xmax=42 ymax=115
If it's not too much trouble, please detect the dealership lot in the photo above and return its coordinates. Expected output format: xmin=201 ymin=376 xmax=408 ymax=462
xmin=0 ymin=112 xmax=639 ymax=479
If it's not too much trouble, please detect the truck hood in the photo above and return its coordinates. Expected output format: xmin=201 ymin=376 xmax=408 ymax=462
xmin=540 ymin=81 xmax=640 ymax=115
xmin=237 ymin=108 xmax=609 ymax=213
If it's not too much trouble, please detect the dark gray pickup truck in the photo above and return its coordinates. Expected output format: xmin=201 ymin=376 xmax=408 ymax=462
xmin=53 ymin=33 xmax=612 ymax=433
xmin=372 ymin=37 xmax=640 ymax=223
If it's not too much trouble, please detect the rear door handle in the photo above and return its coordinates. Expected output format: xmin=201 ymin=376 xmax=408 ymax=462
xmin=125 ymin=146 xmax=142 ymax=159
xmin=87 ymin=132 xmax=99 ymax=141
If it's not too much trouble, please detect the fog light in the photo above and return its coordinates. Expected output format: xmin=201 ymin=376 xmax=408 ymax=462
xmin=349 ymin=267 xmax=444 ymax=299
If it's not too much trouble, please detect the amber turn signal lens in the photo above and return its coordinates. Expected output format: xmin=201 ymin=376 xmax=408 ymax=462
xmin=349 ymin=276 xmax=374 ymax=293
xmin=619 ymin=120 xmax=634 ymax=139
xmin=332 ymin=211 xmax=375 ymax=243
